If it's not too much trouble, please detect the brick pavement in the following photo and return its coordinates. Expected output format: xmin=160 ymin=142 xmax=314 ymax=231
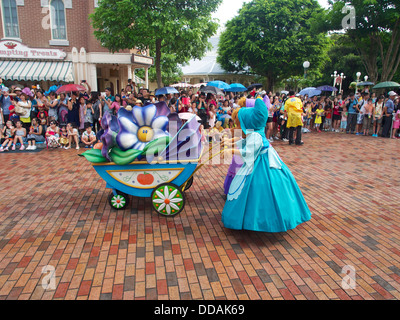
xmin=0 ymin=133 xmax=399 ymax=300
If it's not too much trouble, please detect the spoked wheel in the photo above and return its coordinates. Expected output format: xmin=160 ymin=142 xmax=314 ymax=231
xmin=151 ymin=183 xmax=186 ymax=217
xmin=108 ymin=191 xmax=130 ymax=210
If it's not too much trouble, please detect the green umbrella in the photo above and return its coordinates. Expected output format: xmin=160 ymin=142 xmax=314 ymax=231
xmin=372 ymin=81 xmax=400 ymax=90
xmin=349 ymin=82 xmax=357 ymax=89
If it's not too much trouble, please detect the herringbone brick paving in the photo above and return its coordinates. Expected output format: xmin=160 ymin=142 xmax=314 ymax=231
xmin=0 ymin=133 xmax=399 ymax=300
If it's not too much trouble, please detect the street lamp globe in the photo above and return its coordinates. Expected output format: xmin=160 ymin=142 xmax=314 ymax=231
xmin=303 ymin=61 xmax=310 ymax=69
xmin=356 ymin=72 xmax=361 ymax=79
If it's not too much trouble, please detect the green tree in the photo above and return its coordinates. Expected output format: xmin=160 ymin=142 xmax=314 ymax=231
xmin=90 ymin=0 xmax=222 ymax=88
xmin=318 ymin=33 xmax=366 ymax=93
xmin=136 ymin=52 xmax=183 ymax=87
xmin=324 ymin=0 xmax=400 ymax=82
xmin=217 ymin=0 xmax=329 ymax=91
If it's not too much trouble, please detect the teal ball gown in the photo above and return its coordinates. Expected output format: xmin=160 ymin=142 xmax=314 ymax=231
xmin=222 ymin=98 xmax=311 ymax=233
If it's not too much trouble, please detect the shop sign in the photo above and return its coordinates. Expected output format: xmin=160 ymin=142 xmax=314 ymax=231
xmin=0 ymin=40 xmax=67 ymax=60
xmin=131 ymin=54 xmax=154 ymax=66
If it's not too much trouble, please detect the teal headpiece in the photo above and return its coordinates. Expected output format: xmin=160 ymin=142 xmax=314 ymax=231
xmin=238 ymin=97 xmax=269 ymax=135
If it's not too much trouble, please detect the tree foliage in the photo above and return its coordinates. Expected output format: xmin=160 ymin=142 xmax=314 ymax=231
xmin=217 ymin=0 xmax=329 ymax=91
xmin=90 ymin=0 xmax=222 ymax=88
xmin=318 ymin=33 xmax=366 ymax=93
xmin=136 ymin=52 xmax=183 ymax=87
xmin=324 ymin=0 xmax=400 ymax=82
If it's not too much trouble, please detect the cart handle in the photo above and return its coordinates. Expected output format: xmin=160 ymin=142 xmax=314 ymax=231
xmin=181 ymin=145 xmax=228 ymax=192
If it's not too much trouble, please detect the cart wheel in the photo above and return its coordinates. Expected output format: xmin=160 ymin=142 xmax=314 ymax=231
xmin=181 ymin=177 xmax=194 ymax=192
xmin=108 ymin=191 xmax=129 ymax=210
xmin=151 ymin=183 xmax=185 ymax=217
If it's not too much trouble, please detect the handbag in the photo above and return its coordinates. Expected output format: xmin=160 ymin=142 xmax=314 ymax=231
xmin=15 ymin=105 xmax=26 ymax=115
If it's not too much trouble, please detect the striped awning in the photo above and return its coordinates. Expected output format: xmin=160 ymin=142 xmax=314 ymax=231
xmin=0 ymin=60 xmax=74 ymax=82
xmin=134 ymin=74 xmax=145 ymax=84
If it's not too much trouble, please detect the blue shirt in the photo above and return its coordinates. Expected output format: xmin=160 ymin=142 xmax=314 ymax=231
xmin=386 ymin=99 xmax=395 ymax=114
xmin=348 ymin=99 xmax=359 ymax=114
xmin=1 ymin=95 xmax=12 ymax=115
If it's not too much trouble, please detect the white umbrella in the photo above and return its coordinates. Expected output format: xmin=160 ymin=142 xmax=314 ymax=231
xmin=178 ymin=113 xmax=201 ymax=121
xmin=171 ymin=83 xmax=191 ymax=88
xmin=193 ymin=83 xmax=208 ymax=88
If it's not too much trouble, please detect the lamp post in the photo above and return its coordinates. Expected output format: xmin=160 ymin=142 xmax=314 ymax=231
xmin=338 ymin=73 xmax=346 ymax=95
xmin=356 ymin=72 xmax=362 ymax=94
xmin=364 ymin=76 xmax=370 ymax=93
xmin=331 ymin=71 xmax=338 ymax=96
xmin=356 ymin=72 xmax=361 ymax=83
xmin=303 ymin=61 xmax=310 ymax=79
xmin=332 ymin=71 xmax=338 ymax=87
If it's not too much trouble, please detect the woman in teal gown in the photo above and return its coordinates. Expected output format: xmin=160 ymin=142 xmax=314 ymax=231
xmin=222 ymin=98 xmax=311 ymax=233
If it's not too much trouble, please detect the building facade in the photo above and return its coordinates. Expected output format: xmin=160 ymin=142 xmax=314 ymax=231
xmin=0 ymin=0 xmax=153 ymax=93
xmin=179 ymin=37 xmax=256 ymax=88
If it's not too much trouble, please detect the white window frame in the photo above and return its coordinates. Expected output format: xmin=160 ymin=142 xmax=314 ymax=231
xmin=1 ymin=0 xmax=22 ymax=41
xmin=48 ymin=0 xmax=69 ymax=46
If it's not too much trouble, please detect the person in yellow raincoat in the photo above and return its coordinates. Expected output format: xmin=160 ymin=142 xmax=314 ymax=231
xmin=285 ymin=91 xmax=305 ymax=146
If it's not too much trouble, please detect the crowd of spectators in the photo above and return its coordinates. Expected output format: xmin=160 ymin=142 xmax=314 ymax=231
xmin=0 ymin=77 xmax=399 ymax=153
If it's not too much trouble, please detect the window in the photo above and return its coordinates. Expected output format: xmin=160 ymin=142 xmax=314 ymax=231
xmin=50 ymin=0 xmax=66 ymax=40
xmin=2 ymin=0 xmax=20 ymax=38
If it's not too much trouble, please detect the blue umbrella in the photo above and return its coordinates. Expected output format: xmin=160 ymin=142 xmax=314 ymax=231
xmin=45 ymin=85 xmax=61 ymax=96
xmin=299 ymin=87 xmax=321 ymax=97
xmin=226 ymin=83 xmax=247 ymax=92
xmin=207 ymin=80 xmax=230 ymax=90
xmin=155 ymin=87 xmax=179 ymax=96
xmin=316 ymin=85 xmax=338 ymax=92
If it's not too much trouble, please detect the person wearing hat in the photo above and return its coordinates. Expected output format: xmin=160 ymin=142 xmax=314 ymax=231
xmin=382 ymin=91 xmax=398 ymax=138
xmin=135 ymin=99 xmax=143 ymax=107
xmin=11 ymin=86 xmax=22 ymax=102
xmin=0 ymin=87 xmax=13 ymax=123
xmin=222 ymin=98 xmax=311 ymax=233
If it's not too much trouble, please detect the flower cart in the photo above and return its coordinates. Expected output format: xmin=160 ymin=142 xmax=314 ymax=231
xmin=81 ymin=102 xmax=206 ymax=217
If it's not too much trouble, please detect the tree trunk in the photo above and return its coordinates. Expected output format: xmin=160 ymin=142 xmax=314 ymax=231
xmin=379 ymin=20 xmax=400 ymax=82
xmin=356 ymin=43 xmax=378 ymax=84
xmin=266 ymin=73 xmax=275 ymax=92
xmin=155 ymin=38 xmax=163 ymax=88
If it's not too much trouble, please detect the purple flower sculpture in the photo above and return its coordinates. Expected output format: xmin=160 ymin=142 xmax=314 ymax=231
xmin=100 ymin=112 xmax=119 ymax=161
xmin=116 ymin=104 xmax=170 ymax=151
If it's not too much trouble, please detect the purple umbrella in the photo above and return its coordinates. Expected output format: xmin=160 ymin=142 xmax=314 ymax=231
xmin=316 ymin=85 xmax=338 ymax=92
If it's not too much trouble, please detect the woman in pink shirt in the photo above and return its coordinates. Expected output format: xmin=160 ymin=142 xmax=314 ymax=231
xmin=392 ymin=107 xmax=400 ymax=139
xmin=110 ymin=94 xmax=126 ymax=113
xmin=206 ymin=93 xmax=217 ymax=108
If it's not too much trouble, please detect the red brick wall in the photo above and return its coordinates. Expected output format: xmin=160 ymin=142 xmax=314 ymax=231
xmin=0 ymin=1 xmax=130 ymax=54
